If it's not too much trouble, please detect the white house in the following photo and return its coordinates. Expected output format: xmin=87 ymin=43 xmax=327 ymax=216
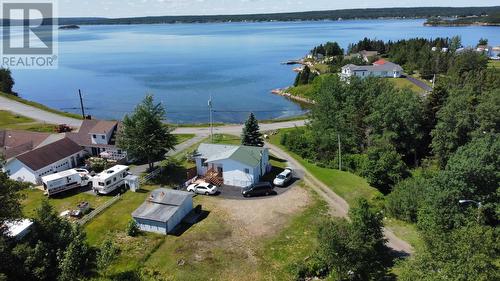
xmin=4 ymin=138 xmax=84 ymax=184
xmin=194 ymin=143 xmax=269 ymax=188
xmin=341 ymin=59 xmax=403 ymax=79
xmin=66 ymin=119 xmax=127 ymax=162
xmin=132 ymin=188 xmax=193 ymax=235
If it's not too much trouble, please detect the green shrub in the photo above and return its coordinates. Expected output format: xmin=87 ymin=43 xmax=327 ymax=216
xmin=126 ymin=219 xmax=140 ymax=237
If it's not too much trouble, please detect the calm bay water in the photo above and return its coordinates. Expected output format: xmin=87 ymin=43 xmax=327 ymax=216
xmin=9 ymin=19 xmax=500 ymax=123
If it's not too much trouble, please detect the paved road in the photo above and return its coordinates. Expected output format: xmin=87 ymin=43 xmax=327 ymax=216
xmin=0 ymin=95 xmax=83 ymax=128
xmin=266 ymin=142 xmax=414 ymax=255
xmin=0 ymin=95 xmax=306 ymax=134
xmin=129 ymin=134 xmax=207 ymax=175
xmin=172 ymin=120 xmax=307 ymax=135
xmin=405 ymin=76 xmax=433 ymax=92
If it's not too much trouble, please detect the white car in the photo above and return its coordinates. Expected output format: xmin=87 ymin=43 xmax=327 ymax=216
xmin=273 ymin=168 xmax=293 ymax=186
xmin=187 ymin=182 xmax=218 ymax=195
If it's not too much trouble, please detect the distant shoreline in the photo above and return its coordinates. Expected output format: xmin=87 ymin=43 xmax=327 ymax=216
xmin=2 ymin=6 xmax=499 ymax=26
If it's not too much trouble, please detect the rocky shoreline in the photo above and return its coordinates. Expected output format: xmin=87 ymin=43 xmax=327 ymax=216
xmin=271 ymin=88 xmax=315 ymax=105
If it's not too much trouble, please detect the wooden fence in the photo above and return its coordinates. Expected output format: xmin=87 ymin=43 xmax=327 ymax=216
xmin=140 ymin=166 xmax=163 ymax=184
xmin=77 ymin=194 xmax=122 ymax=226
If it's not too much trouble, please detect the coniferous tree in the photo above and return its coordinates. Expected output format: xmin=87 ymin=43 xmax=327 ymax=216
xmin=241 ymin=113 xmax=264 ymax=147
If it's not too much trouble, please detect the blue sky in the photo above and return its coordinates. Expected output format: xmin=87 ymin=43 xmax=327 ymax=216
xmin=59 ymin=0 xmax=499 ymax=18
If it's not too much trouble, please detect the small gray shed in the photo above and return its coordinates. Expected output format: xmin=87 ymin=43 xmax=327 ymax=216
xmin=132 ymin=188 xmax=193 ymax=234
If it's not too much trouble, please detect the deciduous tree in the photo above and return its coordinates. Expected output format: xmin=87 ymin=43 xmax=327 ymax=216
xmin=118 ymin=95 xmax=176 ymax=169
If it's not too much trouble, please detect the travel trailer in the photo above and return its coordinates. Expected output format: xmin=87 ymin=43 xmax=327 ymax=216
xmin=41 ymin=169 xmax=91 ymax=197
xmin=92 ymin=165 xmax=130 ymax=195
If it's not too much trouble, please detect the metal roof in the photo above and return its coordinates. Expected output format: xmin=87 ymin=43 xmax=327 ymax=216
xmin=342 ymin=61 xmax=403 ymax=72
xmin=197 ymin=143 xmax=266 ymax=167
xmin=132 ymin=188 xmax=192 ymax=223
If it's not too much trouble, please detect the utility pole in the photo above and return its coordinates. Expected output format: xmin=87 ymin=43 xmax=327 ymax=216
xmin=208 ymin=95 xmax=213 ymax=143
xmin=78 ymin=89 xmax=85 ymax=119
xmin=338 ymin=134 xmax=342 ymax=171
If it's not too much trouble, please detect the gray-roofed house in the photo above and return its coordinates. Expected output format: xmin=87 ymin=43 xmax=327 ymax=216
xmin=193 ymin=143 xmax=270 ymax=188
xmin=341 ymin=59 xmax=403 ymax=80
xmin=132 ymin=188 xmax=193 ymax=234
xmin=3 ymin=137 xmax=84 ymax=184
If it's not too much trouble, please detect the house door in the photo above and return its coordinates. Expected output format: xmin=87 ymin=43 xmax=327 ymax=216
xmin=70 ymin=156 xmax=75 ymax=168
xmin=217 ymin=166 xmax=223 ymax=174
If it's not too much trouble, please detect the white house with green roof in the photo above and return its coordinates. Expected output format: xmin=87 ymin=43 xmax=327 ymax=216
xmin=194 ymin=143 xmax=270 ymax=188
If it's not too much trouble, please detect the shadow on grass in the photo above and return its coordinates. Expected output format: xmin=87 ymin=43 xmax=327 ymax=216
xmin=270 ymin=154 xmax=287 ymax=163
xmin=169 ymin=205 xmax=210 ymax=237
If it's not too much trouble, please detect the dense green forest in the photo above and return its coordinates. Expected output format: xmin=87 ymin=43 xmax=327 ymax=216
xmin=9 ymin=6 xmax=498 ymax=26
xmin=282 ymin=38 xmax=499 ymax=279
xmin=425 ymin=13 xmax=500 ymax=26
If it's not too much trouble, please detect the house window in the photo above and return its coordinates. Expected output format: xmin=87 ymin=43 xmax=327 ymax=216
xmin=101 ymin=135 xmax=105 ymax=140
xmin=201 ymin=159 xmax=208 ymax=167
xmin=117 ymin=149 xmax=122 ymax=154
xmin=93 ymin=134 xmax=96 ymax=138
xmin=244 ymin=168 xmax=250 ymax=174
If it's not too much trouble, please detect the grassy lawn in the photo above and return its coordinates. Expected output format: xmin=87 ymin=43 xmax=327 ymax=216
xmin=311 ymin=63 xmax=330 ymax=74
xmin=258 ymin=188 xmax=328 ymax=280
xmin=211 ymin=134 xmax=241 ymax=145
xmin=287 ymin=84 xmax=315 ymax=99
xmin=259 ymin=114 xmax=308 ymax=124
xmin=0 ymin=110 xmax=56 ymax=132
xmin=384 ymin=218 xmax=424 ymax=251
xmin=0 ymin=92 xmax=82 ymax=119
xmin=83 ymin=183 xmax=326 ymax=280
xmin=174 ymin=133 xmax=196 ymax=144
xmin=268 ymin=128 xmax=425 ymax=252
xmin=487 ymin=59 xmax=500 ymax=69
xmin=21 ymin=187 xmax=109 ymax=218
xmin=269 ymin=128 xmax=382 ymax=206
xmin=391 ymin=78 xmax=426 ymax=93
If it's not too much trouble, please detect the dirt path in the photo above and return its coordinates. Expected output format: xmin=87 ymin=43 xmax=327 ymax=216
xmin=266 ymin=142 xmax=414 ymax=254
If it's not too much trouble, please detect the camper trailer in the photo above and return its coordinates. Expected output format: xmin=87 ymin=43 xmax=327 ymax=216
xmin=41 ymin=169 xmax=91 ymax=196
xmin=92 ymin=165 xmax=130 ymax=195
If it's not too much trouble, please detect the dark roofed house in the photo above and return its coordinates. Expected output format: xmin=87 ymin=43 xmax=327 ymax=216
xmin=132 ymin=188 xmax=193 ymax=234
xmin=4 ymin=138 xmax=84 ymax=184
xmin=0 ymin=130 xmax=52 ymax=160
xmin=66 ymin=119 xmax=126 ymax=161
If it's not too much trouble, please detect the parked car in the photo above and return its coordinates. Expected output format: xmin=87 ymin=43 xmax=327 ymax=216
xmin=187 ymin=182 xmax=218 ymax=195
xmin=273 ymin=168 xmax=293 ymax=186
xmin=242 ymin=182 xmax=274 ymax=197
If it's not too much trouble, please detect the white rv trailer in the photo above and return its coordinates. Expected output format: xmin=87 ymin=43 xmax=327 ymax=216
xmin=41 ymin=169 xmax=91 ymax=197
xmin=92 ymin=165 xmax=130 ymax=195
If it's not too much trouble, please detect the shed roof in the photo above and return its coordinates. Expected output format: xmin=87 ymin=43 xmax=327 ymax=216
xmin=197 ymin=143 xmax=266 ymax=167
xmin=132 ymin=188 xmax=192 ymax=223
xmin=16 ymin=138 xmax=83 ymax=171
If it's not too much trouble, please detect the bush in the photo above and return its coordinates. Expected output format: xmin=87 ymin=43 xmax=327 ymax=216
xmin=290 ymin=255 xmax=328 ymax=280
xmin=341 ymin=153 xmax=368 ymax=173
xmin=97 ymin=239 xmax=119 ymax=272
xmin=126 ymin=220 xmax=140 ymax=237
xmin=385 ymin=175 xmax=432 ymax=223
